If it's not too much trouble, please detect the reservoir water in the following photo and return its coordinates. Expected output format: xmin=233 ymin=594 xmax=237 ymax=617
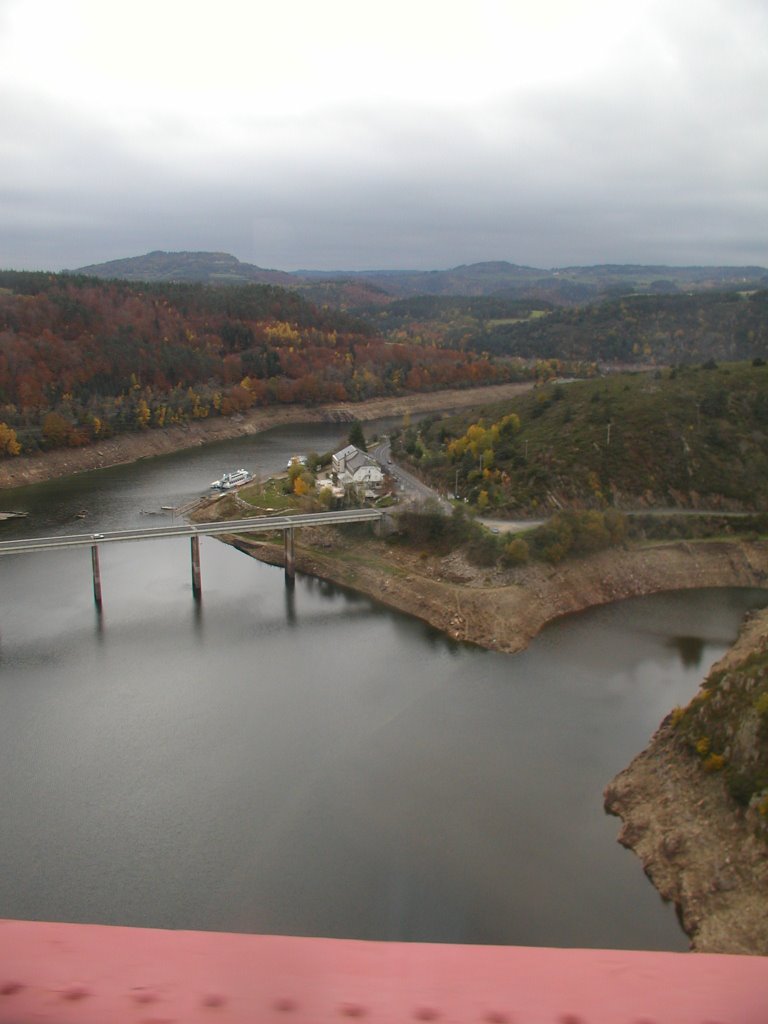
xmin=0 ymin=420 xmax=765 ymax=949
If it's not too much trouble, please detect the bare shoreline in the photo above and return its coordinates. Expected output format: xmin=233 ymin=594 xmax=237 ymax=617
xmin=225 ymin=530 xmax=768 ymax=657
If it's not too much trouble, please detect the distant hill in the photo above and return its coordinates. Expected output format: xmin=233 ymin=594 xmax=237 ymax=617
xmin=469 ymin=290 xmax=768 ymax=365
xmin=299 ymin=261 xmax=550 ymax=298
xmin=74 ymin=250 xmax=297 ymax=287
xmin=73 ymin=252 xmax=768 ymax=307
xmin=73 ymin=251 xmax=392 ymax=309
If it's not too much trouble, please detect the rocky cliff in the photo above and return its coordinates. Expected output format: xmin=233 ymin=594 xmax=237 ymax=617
xmin=605 ymin=607 xmax=768 ymax=954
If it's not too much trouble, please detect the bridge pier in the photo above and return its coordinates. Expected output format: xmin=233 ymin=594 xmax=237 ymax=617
xmin=190 ymin=535 xmax=202 ymax=599
xmin=1 ymin=511 xmax=383 ymax=614
xmin=91 ymin=544 xmax=103 ymax=609
xmin=284 ymin=527 xmax=295 ymax=582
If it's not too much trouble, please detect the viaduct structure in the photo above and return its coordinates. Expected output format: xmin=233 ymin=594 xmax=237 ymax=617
xmin=0 ymin=508 xmax=383 ymax=606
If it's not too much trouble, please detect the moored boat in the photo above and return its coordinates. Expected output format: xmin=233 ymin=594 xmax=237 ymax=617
xmin=211 ymin=469 xmax=252 ymax=490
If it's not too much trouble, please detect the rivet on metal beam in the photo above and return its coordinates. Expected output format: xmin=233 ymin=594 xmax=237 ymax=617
xmin=132 ymin=988 xmax=159 ymax=1004
xmin=62 ymin=984 xmax=90 ymax=1000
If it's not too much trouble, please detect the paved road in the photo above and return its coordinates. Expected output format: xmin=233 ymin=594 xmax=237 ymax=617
xmin=370 ymin=439 xmax=453 ymax=512
xmin=476 ymin=517 xmax=546 ymax=534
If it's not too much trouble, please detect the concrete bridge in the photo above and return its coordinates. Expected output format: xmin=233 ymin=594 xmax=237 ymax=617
xmin=0 ymin=508 xmax=382 ymax=607
xmin=0 ymin=919 xmax=765 ymax=1023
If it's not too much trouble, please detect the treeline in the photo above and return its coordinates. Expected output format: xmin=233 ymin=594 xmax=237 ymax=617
xmin=391 ymin=362 xmax=768 ymax=514
xmin=354 ymin=295 xmax=558 ymax=352
xmin=395 ymin=504 xmax=630 ymax=568
xmin=464 ymin=290 xmax=768 ymax=364
xmin=0 ymin=272 xmax=522 ymax=456
xmin=395 ymin=503 xmax=768 ymax=574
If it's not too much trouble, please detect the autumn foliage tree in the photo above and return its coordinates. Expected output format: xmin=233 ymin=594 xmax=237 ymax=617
xmin=0 ymin=271 xmax=522 ymax=457
xmin=0 ymin=422 xmax=20 ymax=455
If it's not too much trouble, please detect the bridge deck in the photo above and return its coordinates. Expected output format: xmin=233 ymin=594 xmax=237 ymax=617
xmin=0 ymin=508 xmax=382 ymax=555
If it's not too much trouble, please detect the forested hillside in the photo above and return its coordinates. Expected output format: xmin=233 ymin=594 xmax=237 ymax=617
xmin=471 ymin=291 xmax=768 ymax=365
xmin=353 ymin=291 xmax=768 ymax=369
xmin=392 ymin=362 xmax=768 ymax=515
xmin=0 ymin=272 xmax=518 ymax=456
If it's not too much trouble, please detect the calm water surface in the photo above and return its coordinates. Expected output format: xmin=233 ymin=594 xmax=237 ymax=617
xmin=0 ymin=421 xmax=765 ymax=948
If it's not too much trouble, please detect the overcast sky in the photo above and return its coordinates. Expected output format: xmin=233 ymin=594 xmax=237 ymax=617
xmin=1 ymin=0 xmax=767 ymax=272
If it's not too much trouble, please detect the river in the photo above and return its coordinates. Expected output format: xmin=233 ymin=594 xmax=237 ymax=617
xmin=0 ymin=419 xmax=765 ymax=950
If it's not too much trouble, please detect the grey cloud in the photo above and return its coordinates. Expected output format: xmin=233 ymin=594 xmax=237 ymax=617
xmin=2 ymin=12 xmax=768 ymax=274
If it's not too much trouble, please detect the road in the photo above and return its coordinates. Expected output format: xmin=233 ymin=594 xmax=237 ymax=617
xmin=371 ymin=439 xmax=547 ymax=530
xmin=370 ymin=438 xmax=453 ymax=512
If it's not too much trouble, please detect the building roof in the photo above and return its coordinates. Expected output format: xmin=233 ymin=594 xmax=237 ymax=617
xmin=333 ymin=444 xmax=359 ymax=463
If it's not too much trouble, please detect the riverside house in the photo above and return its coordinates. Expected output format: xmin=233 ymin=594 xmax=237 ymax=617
xmin=322 ymin=444 xmax=385 ymax=499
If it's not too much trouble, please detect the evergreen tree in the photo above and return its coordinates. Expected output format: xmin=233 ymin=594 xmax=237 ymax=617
xmin=348 ymin=421 xmax=366 ymax=449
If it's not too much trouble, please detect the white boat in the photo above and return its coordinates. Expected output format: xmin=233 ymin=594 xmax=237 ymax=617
xmin=211 ymin=469 xmax=252 ymax=491
xmin=286 ymin=455 xmax=308 ymax=470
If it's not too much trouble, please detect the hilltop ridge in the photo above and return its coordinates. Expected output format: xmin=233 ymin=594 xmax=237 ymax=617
xmin=74 ymin=250 xmax=297 ymax=286
xmin=72 ymin=251 xmax=768 ymax=305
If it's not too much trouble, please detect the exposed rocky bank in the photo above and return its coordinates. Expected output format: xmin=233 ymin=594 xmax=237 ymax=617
xmin=228 ymin=529 xmax=768 ymax=656
xmin=605 ymin=607 xmax=768 ymax=955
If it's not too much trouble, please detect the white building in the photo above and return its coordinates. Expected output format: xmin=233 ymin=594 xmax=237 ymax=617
xmin=328 ymin=445 xmax=385 ymax=498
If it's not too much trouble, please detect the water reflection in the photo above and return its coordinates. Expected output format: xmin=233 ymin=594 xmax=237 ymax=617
xmin=191 ymin=596 xmax=204 ymax=639
xmin=669 ymin=635 xmax=705 ymax=667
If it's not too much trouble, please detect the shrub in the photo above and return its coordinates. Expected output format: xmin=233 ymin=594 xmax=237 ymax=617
xmin=668 ymin=706 xmax=685 ymax=728
xmin=466 ymin=532 xmax=503 ymax=567
xmin=502 ymin=537 xmax=530 ymax=566
xmin=727 ymin=767 xmax=768 ymax=807
xmin=529 ymin=515 xmax=574 ymax=564
xmin=396 ymin=502 xmax=450 ymax=548
xmin=703 ymin=753 xmax=726 ymax=772
xmin=695 ymin=736 xmax=711 ymax=757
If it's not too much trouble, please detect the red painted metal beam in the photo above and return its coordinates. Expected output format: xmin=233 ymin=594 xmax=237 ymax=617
xmin=0 ymin=919 xmax=766 ymax=1023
